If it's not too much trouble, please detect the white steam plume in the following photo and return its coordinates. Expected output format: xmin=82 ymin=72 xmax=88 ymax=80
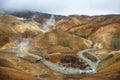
xmin=42 ymin=15 xmax=55 ymax=32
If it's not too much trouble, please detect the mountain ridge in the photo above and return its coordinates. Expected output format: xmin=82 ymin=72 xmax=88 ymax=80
xmin=0 ymin=12 xmax=120 ymax=80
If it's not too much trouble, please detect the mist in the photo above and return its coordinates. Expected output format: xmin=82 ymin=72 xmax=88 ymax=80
xmin=0 ymin=0 xmax=120 ymax=15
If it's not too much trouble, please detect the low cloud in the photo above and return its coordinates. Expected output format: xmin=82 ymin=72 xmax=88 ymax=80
xmin=0 ymin=0 xmax=120 ymax=15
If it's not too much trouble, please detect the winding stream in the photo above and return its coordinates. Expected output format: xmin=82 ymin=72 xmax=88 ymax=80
xmin=0 ymin=48 xmax=101 ymax=74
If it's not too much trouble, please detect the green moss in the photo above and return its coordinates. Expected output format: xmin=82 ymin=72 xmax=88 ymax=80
xmin=59 ymin=40 xmax=70 ymax=48
xmin=113 ymin=38 xmax=120 ymax=49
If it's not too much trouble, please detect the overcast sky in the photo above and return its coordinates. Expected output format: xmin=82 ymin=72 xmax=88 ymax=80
xmin=0 ymin=0 xmax=120 ymax=15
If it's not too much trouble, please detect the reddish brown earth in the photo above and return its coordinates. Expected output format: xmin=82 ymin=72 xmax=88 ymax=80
xmin=0 ymin=14 xmax=120 ymax=80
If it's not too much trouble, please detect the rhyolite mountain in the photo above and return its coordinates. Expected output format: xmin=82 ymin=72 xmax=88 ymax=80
xmin=56 ymin=14 xmax=120 ymax=49
xmin=5 ymin=11 xmax=66 ymax=24
xmin=0 ymin=11 xmax=120 ymax=80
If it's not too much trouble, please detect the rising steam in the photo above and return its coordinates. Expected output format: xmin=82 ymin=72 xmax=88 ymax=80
xmin=14 ymin=36 xmax=31 ymax=51
xmin=42 ymin=15 xmax=55 ymax=32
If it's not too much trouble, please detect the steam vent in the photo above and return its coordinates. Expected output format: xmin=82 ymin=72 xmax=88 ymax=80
xmin=0 ymin=11 xmax=120 ymax=80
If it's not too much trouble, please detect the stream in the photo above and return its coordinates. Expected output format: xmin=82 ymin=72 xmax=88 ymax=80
xmin=0 ymin=48 xmax=101 ymax=74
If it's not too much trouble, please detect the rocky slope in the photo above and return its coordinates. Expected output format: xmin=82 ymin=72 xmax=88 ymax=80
xmin=7 ymin=11 xmax=66 ymax=24
xmin=0 ymin=13 xmax=120 ymax=80
xmin=56 ymin=14 xmax=120 ymax=49
xmin=0 ymin=14 xmax=44 ymax=48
